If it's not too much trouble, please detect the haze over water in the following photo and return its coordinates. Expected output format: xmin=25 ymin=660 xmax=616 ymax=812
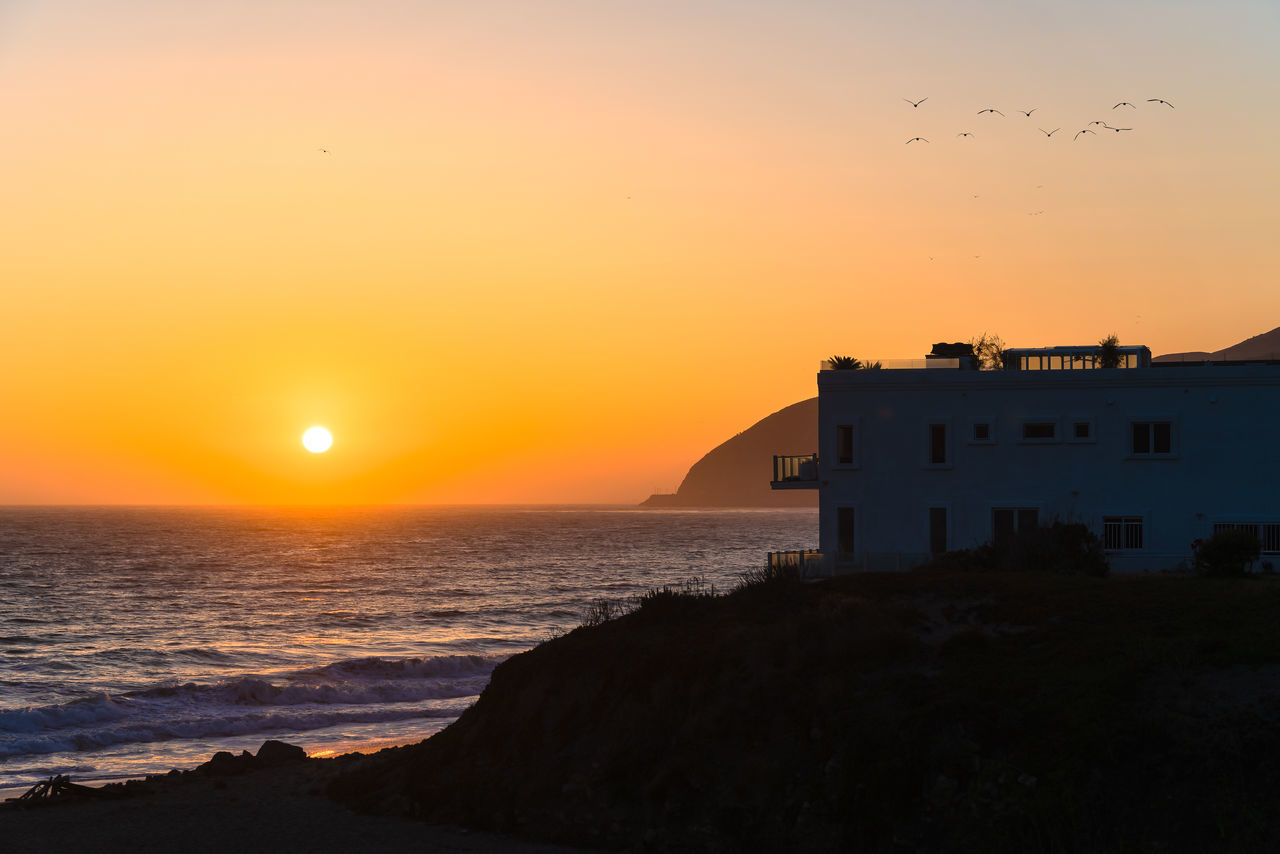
xmin=0 ymin=505 xmax=816 ymax=796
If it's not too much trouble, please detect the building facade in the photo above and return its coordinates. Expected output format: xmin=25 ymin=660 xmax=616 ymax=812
xmin=773 ymin=345 xmax=1280 ymax=573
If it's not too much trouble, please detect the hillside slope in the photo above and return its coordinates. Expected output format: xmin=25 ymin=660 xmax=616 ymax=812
xmin=641 ymin=398 xmax=817 ymax=507
xmin=1155 ymin=325 xmax=1280 ymax=362
xmin=330 ymin=570 xmax=1280 ymax=853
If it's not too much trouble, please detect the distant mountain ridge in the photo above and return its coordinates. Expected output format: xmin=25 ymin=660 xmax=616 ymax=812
xmin=1153 ymin=325 xmax=1280 ymax=363
xmin=643 ymin=327 xmax=1279 ymax=507
xmin=641 ymin=399 xmax=818 ymax=507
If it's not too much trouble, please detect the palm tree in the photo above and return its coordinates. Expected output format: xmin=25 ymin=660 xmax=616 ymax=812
xmin=828 ymin=355 xmax=863 ymax=370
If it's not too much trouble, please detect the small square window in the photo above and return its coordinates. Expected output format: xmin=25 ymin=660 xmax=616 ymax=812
xmin=1073 ymin=422 xmax=1091 ymax=440
xmin=973 ymin=423 xmax=990 ymax=441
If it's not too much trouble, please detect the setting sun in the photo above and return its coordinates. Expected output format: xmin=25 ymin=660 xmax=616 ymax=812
xmin=302 ymin=426 xmax=333 ymax=454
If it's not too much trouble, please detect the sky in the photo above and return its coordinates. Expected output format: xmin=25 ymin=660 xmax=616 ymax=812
xmin=3 ymin=0 xmax=1278 ymax=505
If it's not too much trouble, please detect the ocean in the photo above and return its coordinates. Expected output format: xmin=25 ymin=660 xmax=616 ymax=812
xmin=0 ymin=505 xmax=816 ymax=797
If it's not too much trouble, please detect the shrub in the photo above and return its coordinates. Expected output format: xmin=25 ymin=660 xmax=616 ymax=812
xmin=1097 ymin=333 xmax=1122 ymax=369
xmin=1002 ymin=521 xmax=1110 ymax=577
xmin=1193 ymin=529 xmax=1261 ymax=577
xmin=737 ymin=561 xmax=801 ymax=589
xmin=581 ymin=598 xmax=626 ymax=627
xmin=921 ymin=522 xmax=1109 ymax=577
xmin=633 ymin=576 xmax=716 ymax=622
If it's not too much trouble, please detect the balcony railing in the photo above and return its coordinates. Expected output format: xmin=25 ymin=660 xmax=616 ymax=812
xmin=771 ymin=454 xmax=818 ymax=488
xmin=767 ymin=550 xmax=824 ymax=577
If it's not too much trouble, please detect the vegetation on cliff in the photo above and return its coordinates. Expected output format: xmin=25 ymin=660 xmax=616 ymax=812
xmin=331 ymin=568 xmax=1280 ymax=852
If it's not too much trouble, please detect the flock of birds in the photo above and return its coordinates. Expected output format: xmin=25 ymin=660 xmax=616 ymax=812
xmin=901 ymin=97 xmax=1175 ymax=144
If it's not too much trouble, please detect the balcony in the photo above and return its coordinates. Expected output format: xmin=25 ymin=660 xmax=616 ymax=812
xmin=767 ymin=550 xmax=824 ymax=577
xmin=771 ymin=454 xmax=818 ymax=488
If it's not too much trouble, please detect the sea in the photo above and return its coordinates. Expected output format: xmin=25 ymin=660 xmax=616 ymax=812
xmin=0 ymin=505 xmax=816 ymax=798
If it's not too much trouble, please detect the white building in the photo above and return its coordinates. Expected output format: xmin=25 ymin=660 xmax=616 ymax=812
xmin=772 ymin=344 xmax=1280 ymax=574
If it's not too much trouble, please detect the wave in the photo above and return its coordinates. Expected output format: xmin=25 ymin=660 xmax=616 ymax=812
xmin=0 ymin=702 xmax=467 ymax=759
xmin=300 ymin=654 xmax=498 ymax=681
xmin=0 ymin=654 xmax=502 ymax=759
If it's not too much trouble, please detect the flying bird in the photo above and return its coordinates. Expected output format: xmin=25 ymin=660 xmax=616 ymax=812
xmin=1074 ymin=129 xmax=1096 ymax=140
xmin=1018 ymin=108 xmax=1036 ymax=117
xmin=977 ymin=108 xmax=1005 ymax=116
xmin=1039 ymin=128 xmax=1060 ymax=137
xmin=957 ymin=132 xmax=974 ymax=137
xmin=318 ymin=148 xmax=331 ymax=153
xmin=1102 ymin=125 xmax=1133 ymax=132
xmin=903 ymin=97 xmax=927 ymax=107
xmin=1088 ymin=120 xmax=1108 ymax=126
xmin=1148 ymin=98 xmax=1175 ymax=108
xmin=1114 ymin=102 xmax=1136 ymax=109
xmin=906 ymin=137 xmax=929 ymax=144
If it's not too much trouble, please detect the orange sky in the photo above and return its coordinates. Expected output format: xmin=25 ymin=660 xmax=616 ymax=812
xmin=3 ymin=1 xmax=1279 ymax=504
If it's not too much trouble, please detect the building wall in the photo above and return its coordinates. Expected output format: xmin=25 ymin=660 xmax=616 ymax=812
xmin=815 ymin=365 xmax=1280 ymax=573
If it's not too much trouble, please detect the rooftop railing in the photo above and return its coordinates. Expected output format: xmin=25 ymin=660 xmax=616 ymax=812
xmin=820 ymin=358 xmax=961 ymax=371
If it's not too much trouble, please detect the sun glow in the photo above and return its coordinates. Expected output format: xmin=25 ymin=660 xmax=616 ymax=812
xmin=302 ymin=426 xmax=333 ymax=454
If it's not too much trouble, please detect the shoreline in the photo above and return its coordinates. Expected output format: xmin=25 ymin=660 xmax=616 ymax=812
xmin=0 ymin=745 xmax=596 ymax=854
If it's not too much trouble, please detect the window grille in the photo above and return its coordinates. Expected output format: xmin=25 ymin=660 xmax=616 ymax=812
xmin=1103 ymin=517 xmax=1143 ymax=550
xmin=1213 ymin=523 xmax=1280 ymax=554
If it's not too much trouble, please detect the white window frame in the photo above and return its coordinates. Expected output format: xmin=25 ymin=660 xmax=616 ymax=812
xmin=833 ymin=419 xmax=860 ymax=468
xmin=924 ymin=419 xmax=952 ymax=469
xmin=1067 ymin=416 xmax=1096 ymax=444
xmin=1102 ymin=515 xmax=1145 ymax=551
xmin=968 ymin=416 xmax=996 ymax=445
xmin=1128 ymin=417 xmax=1178 ymax=458
xmin=1019 ymin=417 xmax=1060 ymax=444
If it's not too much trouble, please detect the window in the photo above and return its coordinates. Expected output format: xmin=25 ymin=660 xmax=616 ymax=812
xmin=836 ymin=424 xmax=855 ymax=465
xmin=1131 ymin=421 xmax=1173 ymax=455
xmin=1067 ymin=418 xmax=1095 ymax=444
xmin=929 ymin=507 xmax=948 ymax=555
xmin=992 ymin=507 xmax=1038 ymax=547
xmin=1214 ymin=523 xmax=1280 ymax=554
xmin=929 ymin=423 xmax=947 ymax=464
xmin=969 ymin=418 xmax=995 ymax=445
xmin=837 ymin=507 xmax=856 ymax=560
xmin=1022 ymin=421 xmax=1056 ymax=440
xmin=1103 ymin=516 xmax=1144 ymax=550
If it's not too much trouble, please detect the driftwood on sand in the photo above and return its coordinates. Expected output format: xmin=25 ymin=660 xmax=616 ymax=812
xmin=9 ymin=774 xmax=120 ymax=805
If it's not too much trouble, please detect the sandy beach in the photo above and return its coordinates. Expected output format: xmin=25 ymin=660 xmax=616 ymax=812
xmin=0 ymin=751 xmax=597 ymax=854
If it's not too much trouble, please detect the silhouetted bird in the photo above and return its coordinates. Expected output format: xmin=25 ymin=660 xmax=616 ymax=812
xmin=906 ymin=137 xmax=929 ymax=144
xmin=1102 ymin=125 xmax=1133 ymax=132
xmin=1114 ymin=102 xmax=1137 ymax=109
xmin=977 ymin=108 xmax=1004 ymax=116
xmin=1074 ymin=129 xmax=1096 ymax=140
xmin=904 ymin=98 xmax=927 ymax=107
xmin=957 ymin=132 xmax=974 ymax=137
xmin=1148 ymin=98 xmax=1175 ymax=108
xmin=318 ymin=148 xmax=331 ymax=153
xmin=1089 ymin=120 xmax=1107 ymax=126
xmin=1018 ymin=109 xmax=1036 ymax=117
xmin=1039 ymin=128 xmax=1060 ymax=137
